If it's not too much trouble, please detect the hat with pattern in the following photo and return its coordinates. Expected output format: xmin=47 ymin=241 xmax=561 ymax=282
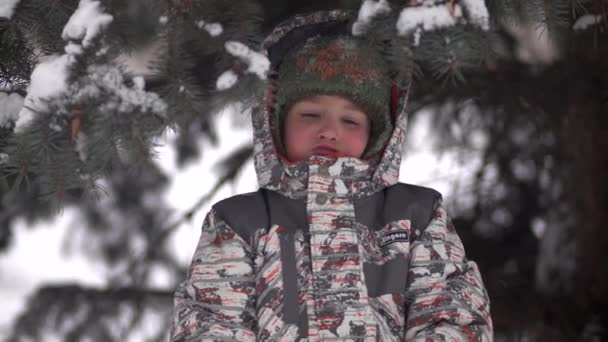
xmin=273 ymin=35 xmax=393 ymax=159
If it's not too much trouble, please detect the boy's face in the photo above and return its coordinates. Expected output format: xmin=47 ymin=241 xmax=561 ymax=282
xmin=283 ymin=95 xmax=370 ymax=161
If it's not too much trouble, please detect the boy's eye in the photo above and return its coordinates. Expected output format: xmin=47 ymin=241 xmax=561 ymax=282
xmin=301 ymin=112 xmax=320 ymax=118
xmin=342 ymin=117 xmax=361 ymax=126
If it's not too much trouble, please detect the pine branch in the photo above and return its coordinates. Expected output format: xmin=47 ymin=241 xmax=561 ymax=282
xmin=8 ymin=283 xmax=173 ymax=342
xmin=117 ymin=143 xmax=253 ymax=286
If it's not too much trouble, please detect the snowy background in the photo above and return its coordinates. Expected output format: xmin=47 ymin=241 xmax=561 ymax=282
xmin=5 ymin=0 xmax=605 ymax=339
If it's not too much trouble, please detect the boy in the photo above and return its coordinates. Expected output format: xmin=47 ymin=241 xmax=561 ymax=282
xmin=171 ymin=10 xmax=493 ymax=341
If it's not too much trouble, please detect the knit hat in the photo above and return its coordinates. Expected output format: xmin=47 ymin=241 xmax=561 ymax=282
xmin=273 ymin=35 xmax=393 ymax=159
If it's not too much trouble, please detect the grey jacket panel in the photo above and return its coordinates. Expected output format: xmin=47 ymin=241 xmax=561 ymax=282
xmin=354 ymin=182 xmax=441 ymax=233
xmin=213 ymin=183 xmax=440 ymax=301
xmin=215 ymin=183 xmax=439 ymax=242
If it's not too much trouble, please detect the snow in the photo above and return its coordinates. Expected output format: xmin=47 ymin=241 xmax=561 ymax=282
xmin=159 ymin=16 xmax=168 ymax=25
xmin=397 ymin=0 xmax=490 ymax=39
xmin=397 ymin=4 xmax=461 ymax=36
xmin=13 ymin=0 xmax=114 ymax=134
xmin=573 ymin=14 xmax=603 ymax=31
xmin=352 ymin=0 xmax=392 ymax=36
xmin=460 ymin=0 xmax=490 ymax=30
xmin=132 ymin=76 xmax=145 ymax=90
xmin=0 ymin=92 xmax=24 ymax=128
xmin=399 ymin=110 xmax=482 ymax=212
xmin=0 ymin=0 xmax=20 ymax=19
xmin=65 ymin=41 xmax=84 ymax=55
xmin=216 ymin=41 xmax=269 ymax=90
xmin=531 ymin=217 xmax=546 ymax=238
xmin=61 ymin=0 xmax=113 ymax=48
xmin=0 ymin=209 xmax=108 ymax=338
xmin=14 ymin=54 xmax=73 ymax=133
xmin=204 ymin=23 xmax=223 ymax=37
xmin=196 ymin=20 xmax=223 ymax=37
xmin=75 ymin=132 xmax=87 ymax=162
xmin=216 ymin=70 xmax=238 ymax=90
xmin=224 ymin=41 xmax=270 ymax=80
xmin=50 ymin=122 xmax=62 ymax=132
xmin=0 ymin=153 xmax=8 ymax=165
xmin=73 ymin=64 xmax=167 ymax=116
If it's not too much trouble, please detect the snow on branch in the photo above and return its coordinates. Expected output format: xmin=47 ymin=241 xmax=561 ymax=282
xmin=397 ymin=5 xmax=461 ymax=36
xmin=14 ymin=55 xmax=73 ymax=133
xmin=13 ymin=0 xmax=114 ymax=134
xmin=0 ymin=91 xmax=24 ymax=128
xmin=573 ymin=14 xmax=604 ymax=31
xmin=352 ymin=0 xmax=392 ymax=36
xmin=195 ymin=20 xmax=223 ymax=37
xmin=216 ymin=41 xmax=270 ymax=90
xmin=0 ymin=152 xmax=8 ymax=165
xmin=61 ymin=0 xmax=114 ymax=49
xmin=397 ymin=0 xmax=490 ymax=45
xmin=460 ymin=0 xmax=490 ymax=30
xmin=0 ymin=0 xmax=20 ymax=19
xmin=71 ymin=65 xmax=167 ymax=116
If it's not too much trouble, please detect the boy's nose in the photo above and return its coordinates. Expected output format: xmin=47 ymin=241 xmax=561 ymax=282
xmin=318 ymin=125 xmax=337 ymax=141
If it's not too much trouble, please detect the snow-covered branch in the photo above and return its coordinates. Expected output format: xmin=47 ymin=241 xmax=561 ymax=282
xmin=460 ymin=0 xmax=490 ymax=30
xmin=195 ymin=20 xmax=223 ymax=37
xmin=14 ymin=55 xmax=73 ymax=133
xmin=216 ymin=41 xmax=270 ymax=90
xmin=352 ymin=0 xmax=392 ymax=36
xmin=0 ymin=91 xmax=24 ymax=128
xmin=61 ymin=0 xmax=113 ymax=49
xmin=573 ymin=14 xmax=604 ymax=31
xmin=397 ymin=0 xmax=490 ymax=45
xmin=0 ymin=0 xmax=21 ymax=19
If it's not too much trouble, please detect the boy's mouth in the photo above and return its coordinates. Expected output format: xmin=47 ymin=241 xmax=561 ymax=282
xmin=312 ymin=145 xmax=339 ymax=157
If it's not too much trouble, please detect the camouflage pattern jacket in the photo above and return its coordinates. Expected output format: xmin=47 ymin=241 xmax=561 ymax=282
xmin=171 ymin=10 xmax=493 ymax=342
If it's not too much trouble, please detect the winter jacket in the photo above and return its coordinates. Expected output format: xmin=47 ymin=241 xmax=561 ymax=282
xmin=171 ymin=10 xmax=493 ymax=342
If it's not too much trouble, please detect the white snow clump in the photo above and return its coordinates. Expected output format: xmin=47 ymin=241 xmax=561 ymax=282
xmin=73 ymin=65 xmax=167 ymax=116
xmin=0 ymin=92 xmax=24 ymax=128
xmin=397 ymin=0 xmax=490 ymax=44
xmin=397 ymin=4 xmax=461 ymax=36
xmin=352 ymin=0 xmax=392 ymax=36
xmin=61 ymin=0 xmax=113 ymax=48
xmin=460 ymin=0 xmax=490 ymax=30
xmin=225 ymin=41 xmax=270 ymax=80
xmin=196 ymin=20 xmax=224 ymax=36
xmin=14 ymin=54 xmax=73 ymax=133
xmin=573 ymin=14 xmax=603 ymax=31
xmin=216 ymin=41 xmax=270 ymax=90
xmin=216 ymin=70 xmax=238 ymax=91
xmin=0 ymin=0 xmax=21 ymax=19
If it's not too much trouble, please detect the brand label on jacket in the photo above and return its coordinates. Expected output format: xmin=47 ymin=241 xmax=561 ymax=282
xmin=379 ymin=230 xmax=409 ymax=247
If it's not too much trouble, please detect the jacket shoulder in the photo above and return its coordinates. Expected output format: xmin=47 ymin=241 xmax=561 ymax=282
xmin=387 ymin=182 xmax=442 ymax=202
xmin=212 ymin=189 xmax=269 ymax=242
xmin=383 ymin=182 xmax=442 ymax=230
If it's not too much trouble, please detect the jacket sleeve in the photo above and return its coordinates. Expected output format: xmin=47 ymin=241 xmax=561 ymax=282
xmin=170 ymin=208 xmax=257 ymax=342
xmin=404 ymin=201 xmax=493 ymax=341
